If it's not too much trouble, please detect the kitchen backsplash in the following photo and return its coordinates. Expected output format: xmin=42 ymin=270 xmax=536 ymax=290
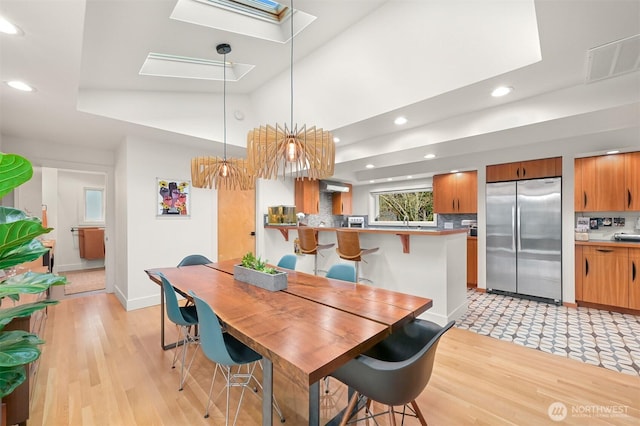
xmin=575 ymin=212 xmax=640 ymax=240
xmin=437 ymin=214 xmax=478 ymax=230
xmin=300 ymin=192 xmax=344 ymax=227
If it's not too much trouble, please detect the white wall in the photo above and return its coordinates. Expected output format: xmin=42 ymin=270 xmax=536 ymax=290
xmin=255 ymin=177 xmax=296 ymax=263
xmin=14 ymin=166 xmax=42 ymax=218
xmin=119 ymin=136 xmax=218 ymax=310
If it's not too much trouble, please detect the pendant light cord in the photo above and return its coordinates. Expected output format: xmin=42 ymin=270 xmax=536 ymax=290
xmin=290 ymin=0 xmax=294 ymax=129
xmin=223 ymin=51 xmax=227 ymax=161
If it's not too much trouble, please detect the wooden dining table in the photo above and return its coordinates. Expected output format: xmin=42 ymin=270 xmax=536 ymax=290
xmin=146 ymin=259 xmax=432 ymax=426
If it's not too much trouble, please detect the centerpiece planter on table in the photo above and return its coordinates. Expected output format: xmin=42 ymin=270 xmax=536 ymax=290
xmin=234 ymin=252 xmax=287 ymax=291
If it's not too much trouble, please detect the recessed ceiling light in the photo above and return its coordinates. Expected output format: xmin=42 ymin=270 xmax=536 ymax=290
xmin=394 ymin=116 xmax=408 ymax=125
xmin=407 ymin=176 xmax=413 ymax=179
xmin=0 ymin=16 xmax=22 ymax=35
xmin=387 ymin=178 xmax=393 ymax=181
xmin=450 ymin=169 xmax=459 ymax=173
xmin=606 ymin=150 xmax=620 ymax=155
xmin=369 ymin=180 xmax=375 ymax=183
xmin=333 ymin=137 xmax=340 ymax=143
xmin=491 ymin=86 xmax=513 ymax=97
xmin=365 ymin=164 xmax=375 ymax=169
xmin=424 ymin=154 xmax=436 ymax=159
xmin=6 ymin=80 xmax=34 ymax=92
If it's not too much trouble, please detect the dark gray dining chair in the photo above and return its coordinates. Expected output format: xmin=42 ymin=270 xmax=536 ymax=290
xmin=330 ymin=319 xmax=455 ymax=425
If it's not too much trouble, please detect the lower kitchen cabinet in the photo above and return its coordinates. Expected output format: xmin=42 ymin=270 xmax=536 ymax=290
xmin=467 ymin=237 xmax=477 ymax=287
xmin=630 ymin=248 xmax=640 ymax=310
xmin=582 ymin=246 xmax=628 ymax=307
xmin=575 ymin=245 xmax=583 ymax=301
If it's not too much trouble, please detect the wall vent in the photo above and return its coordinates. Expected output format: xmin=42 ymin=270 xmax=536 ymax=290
xmin=586 ymin=34 xmax=640 ymax=83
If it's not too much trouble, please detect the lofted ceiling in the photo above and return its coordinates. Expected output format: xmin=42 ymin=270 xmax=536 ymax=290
xmin=1 ymin=0 xmax=639 ymax=185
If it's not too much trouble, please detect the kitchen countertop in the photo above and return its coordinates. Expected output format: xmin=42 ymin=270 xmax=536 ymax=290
xmin=265 ymin=224 xmax=466 ymax=236
xmin=575 ymin=240 xmax=640 ymax=249
xmin=265 ymin=225 xmax=466 ymax=254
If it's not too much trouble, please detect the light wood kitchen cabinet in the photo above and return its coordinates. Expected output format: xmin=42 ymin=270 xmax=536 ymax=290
xmin=574 ymin=156 xmax=596 ymax=212
xmin=295 ymin=178 xmax=319 ymax=214
xmin=575 ymin=245 xmax=583 ymax=301
xmin=581 ymin=246 xmax=628 ymax=307
xmin=625 ymin=152 xmax=640 ymax=211
xmin=467 ymin=237 xmax=477 ymax=287
xmin=486 ymin=157 xmax=561 ymax=182
xmin=332 ymin=184 xmax=352 ymax=215
xmin=594 ymin=154 xmax=625 ymax=211
xmin=575 ymin=152 xmax=638 ymax=212
xmin=630 ymin=248 xmax=640 ymax=310
xmin=433 ymin=171 xmax=477 ymax=214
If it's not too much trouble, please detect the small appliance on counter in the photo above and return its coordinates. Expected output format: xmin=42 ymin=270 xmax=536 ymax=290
xmin=267 ymin=205 xmax=297 ymax=225
xmin=461 ymin=219 xmax=477 ymax=236
xmin=347 ymin=216 xmax=365 ymax=228
xmin=613 ymin=233 xmax=640 ymax=242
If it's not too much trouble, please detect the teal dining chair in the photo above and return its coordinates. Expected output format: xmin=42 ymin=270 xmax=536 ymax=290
xmin=277 ymin=254 xmax=297 ymax=270
xmin=189 ymin=291 xmax=285 ymax=425
xmin=155 ymin=272 xmax=199 ymax=391
xmin=326 ymin=263 xmax=357 ymax=282
xmin=177 ymin=254 xmax=212 ymax=266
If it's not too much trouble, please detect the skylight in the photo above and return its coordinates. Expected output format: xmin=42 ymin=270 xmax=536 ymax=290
xmin=171 ymin=0 xmax=316 ymax=43
xmin=139 ymin=53 xmax=254 ymax=81
xmin=217 ymin=0 xmax=288 ymax=22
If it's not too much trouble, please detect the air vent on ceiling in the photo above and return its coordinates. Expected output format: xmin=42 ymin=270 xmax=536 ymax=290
xmin=586 ymin=34 xmax=640 ymax=83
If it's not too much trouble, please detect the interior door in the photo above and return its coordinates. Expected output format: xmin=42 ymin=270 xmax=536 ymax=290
xmin=217 ymin=186 xmax=255 ymax=261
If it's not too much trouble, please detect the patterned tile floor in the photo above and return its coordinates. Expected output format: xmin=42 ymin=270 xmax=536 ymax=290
xmin=456 ymin=289 xmax=640 ymax=376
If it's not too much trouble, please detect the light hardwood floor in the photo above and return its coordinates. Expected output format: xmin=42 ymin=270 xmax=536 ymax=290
xmin=30 ymin=294 xmax=640 ymax=425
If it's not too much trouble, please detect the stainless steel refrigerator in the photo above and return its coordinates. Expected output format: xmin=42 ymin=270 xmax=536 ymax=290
xmin=486 ymin=178 xmax=562 ymax=302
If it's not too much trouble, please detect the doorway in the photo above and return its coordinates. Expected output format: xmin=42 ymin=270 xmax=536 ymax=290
xmin=217 ymin=185 xmax=256 ymax=261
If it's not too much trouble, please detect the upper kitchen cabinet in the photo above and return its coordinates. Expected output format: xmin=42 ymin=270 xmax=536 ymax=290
xmin=486 ymin=157 xmax=562 ymax=182
xmin=332 ymin=184 xmax=353 ymax=215
xmin=295 ymin=178 xmax=319 ymax=214
xmin=625 ymin=152 xmax=640 ymax=211
xmin=575 ymin=152 xmax=638 ymax=212
xmin=433 ymin=171 xmax=477 ymax=214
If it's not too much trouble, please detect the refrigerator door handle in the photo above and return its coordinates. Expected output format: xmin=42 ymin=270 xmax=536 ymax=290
xmin=516 ymin=205 xmax=521 ymax=251
xmin=512 ymin=205 xmax=517 ymax=251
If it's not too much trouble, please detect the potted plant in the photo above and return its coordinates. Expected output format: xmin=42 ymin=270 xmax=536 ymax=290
xmin=0 ymin=153 xmax=66 ymax=401
xmin=234 ymin=252 xmax=287 ymax=291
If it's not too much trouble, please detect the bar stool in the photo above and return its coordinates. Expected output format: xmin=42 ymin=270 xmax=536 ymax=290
xmin=298 ymin=227 xmax=334 ymax=275
xmin=336 ymin=229 xmax=379 ymax=283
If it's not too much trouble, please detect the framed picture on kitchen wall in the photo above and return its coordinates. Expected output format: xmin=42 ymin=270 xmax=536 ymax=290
xmin=157 ymin=178 xmax=190 ymax=217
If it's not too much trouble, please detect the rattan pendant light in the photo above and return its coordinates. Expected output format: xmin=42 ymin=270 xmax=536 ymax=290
xmin=191 ymin=43 xmax=255 ymax=191
xmin=246 ymin=0 xmax=335 ymax=180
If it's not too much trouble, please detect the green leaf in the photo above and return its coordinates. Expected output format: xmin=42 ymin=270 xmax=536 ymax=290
xmin=0 ymin=239 xmax=49 ymax=270
xmin=0 ymin=330 xmax=43 ymax=367
xmin=0 ymin=272 xmax=66 ymax=302
xmin=0 ymin=217 xmax=52 ymax=257
xmin=0 ymin=153 xmax=33 ymax=199
xmin=0 ymin=365 xmax=27 ymax=398
xmin=0 ymin=300 xmax=58 ymax=328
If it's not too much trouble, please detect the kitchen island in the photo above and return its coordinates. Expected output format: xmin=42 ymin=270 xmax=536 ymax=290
xmin=264 ymin=225 xmax=468 ymax=325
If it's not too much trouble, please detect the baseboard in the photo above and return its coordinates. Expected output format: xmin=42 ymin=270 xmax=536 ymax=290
xmin=417 ymin=300 xmax=468 ymax=326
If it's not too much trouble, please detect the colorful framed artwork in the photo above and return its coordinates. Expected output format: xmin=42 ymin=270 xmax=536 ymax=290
xmin=157 ymin=178 xmax=190 ymax=216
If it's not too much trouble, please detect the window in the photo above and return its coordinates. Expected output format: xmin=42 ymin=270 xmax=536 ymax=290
xmin=371 ymin=188 xmax=436 ymax=226
xmin=205 ymin=0 xmax=288 ymax=22
xmin=84 ymin=188 xmax=104 ymax=223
